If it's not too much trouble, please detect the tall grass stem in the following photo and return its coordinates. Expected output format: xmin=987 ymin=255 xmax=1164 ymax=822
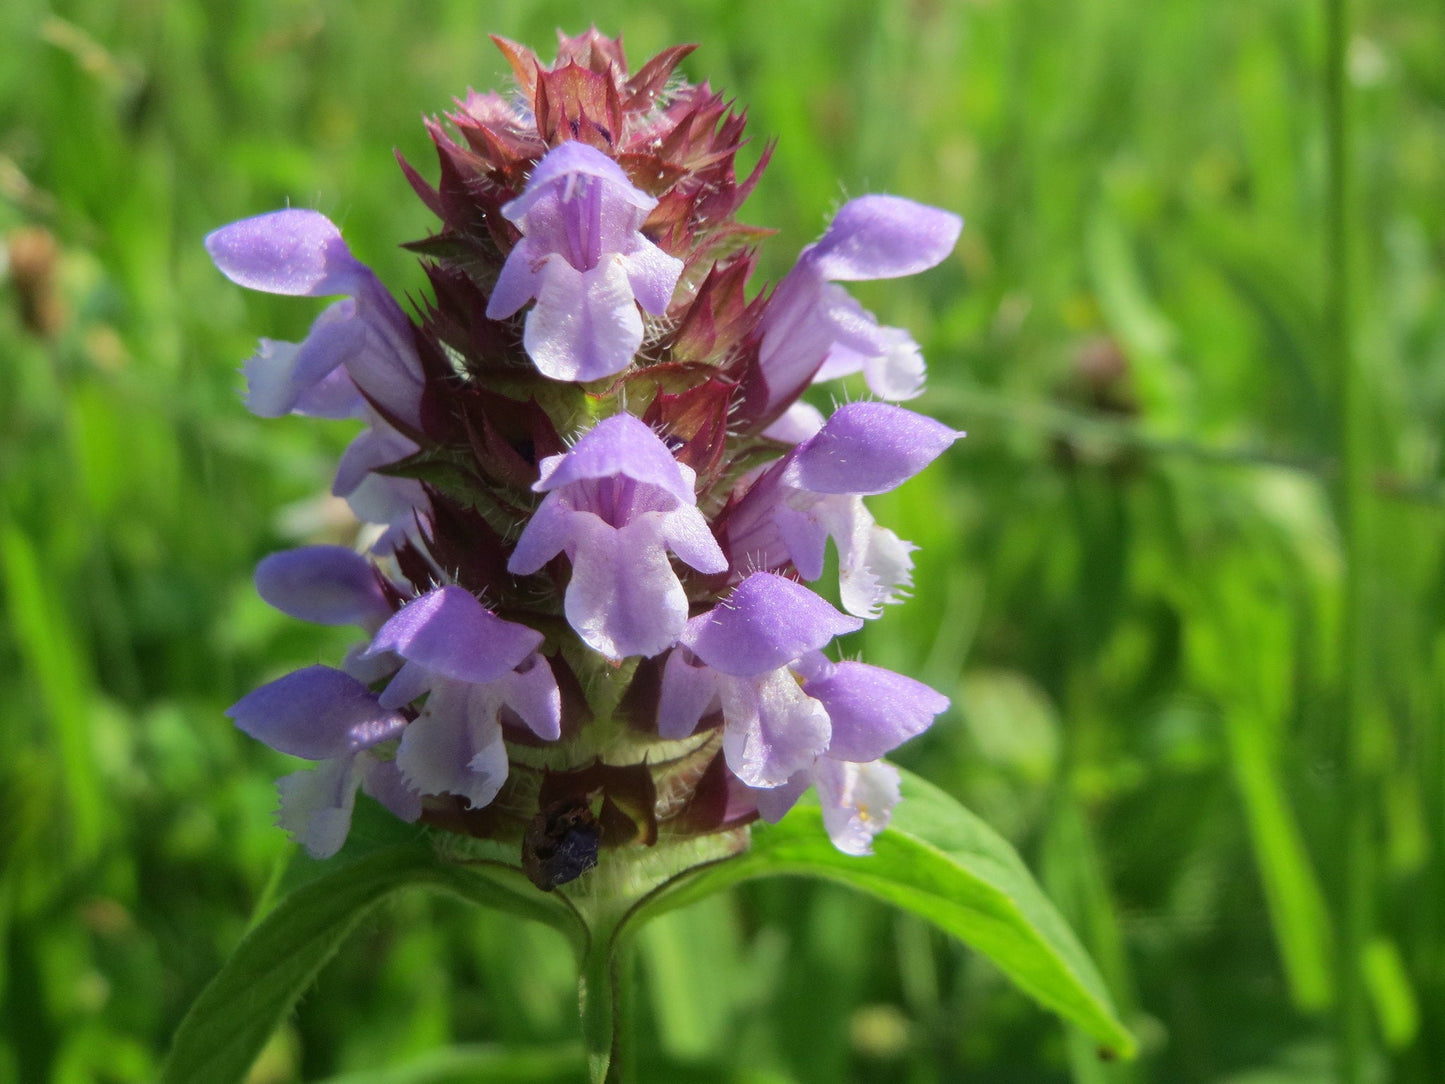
xmin=1325 ymin=0 xmax=1374 ymax=1078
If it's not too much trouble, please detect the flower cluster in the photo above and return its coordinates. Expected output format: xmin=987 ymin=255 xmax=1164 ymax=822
xmin=213 ymin=31 xmax=961 ymax=889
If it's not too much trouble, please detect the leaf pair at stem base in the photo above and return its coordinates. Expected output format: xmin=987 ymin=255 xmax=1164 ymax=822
xmin=161 ymin=770 xmax=1134 ymax=1084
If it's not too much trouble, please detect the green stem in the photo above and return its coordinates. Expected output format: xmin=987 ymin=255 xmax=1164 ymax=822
xmin=579 ymin=920 xmax=619 ymax=1084
xmin=1325 ymin=0 xmax=1372 ymax=1079
xmin=576 ymin=897 xmax=638 ymax=1084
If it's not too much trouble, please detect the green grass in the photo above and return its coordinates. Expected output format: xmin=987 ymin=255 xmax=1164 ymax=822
xmin=2 ymin=0 xmax=1443 ymax=1079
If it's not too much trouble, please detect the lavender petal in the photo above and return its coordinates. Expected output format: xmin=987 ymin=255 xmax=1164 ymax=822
xmin=719 ymin=669 xmax=832 ymax=788
xmin=657 ymin=647 xmax=721 ymax=740
xmin=806 ymin=196 xmax=963 ymax=282
xmin=227 ymin=665 xmax=407 ymax=760
xmin=254 ymin=546 xmax=392 ymax=628
xmin=206 ymin=209 xmax=367 ymax=297
xmin=785 ymin=402 xmax=961 ymax=496
xmin=815 ymin=758 xmax=902 ymax=856
xmin=565 ymin=515 xmax=688 ymax=659
xmin=276 ymin=756 xmax=364 ymax=859
xmin=807 ymin=661 xmax=949 ymax=762
xmin=524 ymin=259 xmax=643 ymax=382
xmin=395 ymin=681 xmax=509 ymax=809
xmin=369 ymin=587 xmax=543 ymax=684
xmin=683 ymin=573 xmax=863 ymax=677
xmin=535 ymin=414 xmax=695 ymax=503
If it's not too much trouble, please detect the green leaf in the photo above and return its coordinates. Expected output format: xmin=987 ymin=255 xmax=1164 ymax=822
xmin=624 ymin=769 xmax=1136 ymax=1057
xmin=161 ymin=844 xmax=582 ymax=1084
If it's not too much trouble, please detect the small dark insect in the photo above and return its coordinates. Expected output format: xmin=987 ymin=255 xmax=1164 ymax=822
xmin=522 ymin=796 xmax=602 ymax=891
xmin=1096 ymin=1046 xmax=1118 ymax=1062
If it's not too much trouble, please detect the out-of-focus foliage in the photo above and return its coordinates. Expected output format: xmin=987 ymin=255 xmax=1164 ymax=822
xmin=1 ymin=0 xmax=1441 ymax=1080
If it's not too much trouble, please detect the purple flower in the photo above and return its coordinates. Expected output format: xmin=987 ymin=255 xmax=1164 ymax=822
xmin=508 ymin=414 xmax=727 ymax=659
xmin=365 ymin=586 xmax=561 ymax=809
xmin=747 ymin=654 xmax=946 ymax=854
xmin=206 ymin=209 xmax=425 ymax=426
xmin=726 ymin=402 xmax=961 ymax=617
xmin=213 ymin=37 xmax=967 ymax=871
xmin=658 ymin=573 xmax=864 ymax=787
xmin=485 ymin=142 xmax=685 ymax=382
xmin=226 ymin=666 xmax=421 ymax=858
xmin=658 ymin=571 xmax=948 ymax=805
xmin=207 ymin=210 xmax=432 ymax=550
xmin=757 ymin=195 xmax=961 ymax=415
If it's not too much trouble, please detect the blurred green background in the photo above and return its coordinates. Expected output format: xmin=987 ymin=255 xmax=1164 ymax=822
xmin=2 ymin=0 xmax=1442 ymax=1080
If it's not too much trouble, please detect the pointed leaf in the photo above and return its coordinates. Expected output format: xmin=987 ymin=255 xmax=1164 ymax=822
xmin=161 ymin=845 xmax=581 ymax=1084
xmin=622 ymin=769 xmax=1136 ymax=1057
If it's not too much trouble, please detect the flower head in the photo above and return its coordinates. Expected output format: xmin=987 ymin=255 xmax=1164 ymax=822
xmin=213 ymin=32 xmax=959 ymax=877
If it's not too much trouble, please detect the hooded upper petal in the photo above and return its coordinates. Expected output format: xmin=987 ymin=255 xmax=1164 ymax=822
xmin=682 ymin=573 xmax=863 ymax=677
xmin=804 ymin=196 xmax=962 ymax=282
xmin=254 ymin=546 xmax=393 ymax=628
xmin=368 ymin=586 xmax=543 ymax=685
xmin=805 ymin=661 xmax=949 ymax=761
xmin=783 ymin=402 xmax=961 ymax=496
xmin=206 ymin=209 xmax=368 ymax=297
xmin=227 ymin=665 xmax=407 ymax=760
xmin=534 ymin=414 xmax=696 ymax=503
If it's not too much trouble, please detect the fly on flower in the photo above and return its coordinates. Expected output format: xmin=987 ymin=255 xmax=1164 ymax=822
xmin=210 ymin=29 xmax=960 ymax=882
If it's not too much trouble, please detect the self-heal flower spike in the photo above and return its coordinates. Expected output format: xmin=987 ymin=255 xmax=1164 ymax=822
xmin=486 ymin=142 xmax=685 ymax=382
xmin=214 ymin=32 xmax=959 ymax=875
